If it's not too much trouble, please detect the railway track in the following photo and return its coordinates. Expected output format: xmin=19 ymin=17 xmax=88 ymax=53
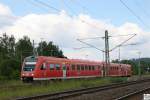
xmin=116 ymin=87 xmax=150 ymax=100
xmin=16 ymin=78 xmax=150 ymax=100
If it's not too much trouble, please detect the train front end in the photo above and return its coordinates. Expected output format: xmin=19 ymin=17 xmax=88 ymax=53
xmin=21 ymin=56 xmax=37 ymax=82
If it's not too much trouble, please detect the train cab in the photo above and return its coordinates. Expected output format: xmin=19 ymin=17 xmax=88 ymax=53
xmin=21 ymin=56 xmax=38 ymax=82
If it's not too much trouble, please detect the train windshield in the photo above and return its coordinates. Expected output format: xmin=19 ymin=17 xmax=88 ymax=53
xmin=23 ymin=64 xmax=35 ymax=71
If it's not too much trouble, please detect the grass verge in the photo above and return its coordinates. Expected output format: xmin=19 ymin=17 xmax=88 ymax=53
xmin=0 ymin=77 xmax=128 ymax=100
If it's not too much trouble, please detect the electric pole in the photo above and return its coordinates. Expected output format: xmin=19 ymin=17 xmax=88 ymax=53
xmin=76 ymin=31 xmax=136 ymax=77
xmin=105 ymin=30 xmax=110 ymax=76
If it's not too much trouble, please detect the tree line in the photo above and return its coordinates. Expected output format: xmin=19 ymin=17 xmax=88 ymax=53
xmin=0 ymin=33 xmax=149 ymax=80
xmin=112 ymin=58 xmax=150 ymax=75
xmin=0 ymin=33 xmax=65 ymax=80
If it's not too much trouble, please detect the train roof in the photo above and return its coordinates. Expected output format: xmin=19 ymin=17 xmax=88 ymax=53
xmin=26 ymin=56 xmax=131 ymax=67
xmin=37 ymin=56 xmax=102 ymax=64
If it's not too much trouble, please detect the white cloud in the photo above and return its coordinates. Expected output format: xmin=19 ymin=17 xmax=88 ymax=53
xmin=0 ymin=3 xmax=17 ymax=28
xmin=0 ymin=3 xmax=150 ymax=60
xmin=0 ymin=3 xmax=12 ymax=16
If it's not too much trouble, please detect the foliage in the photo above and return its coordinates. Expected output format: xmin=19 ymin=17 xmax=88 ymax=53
xmin=15 ymin=36 xmax=33 ymax=60
xmin=112 ymin=58 xmax=150 ymax=75
xmin=37 ymin=41 xmax=65 ymax=58
xmin=0 ymin=59 xmax=20 ymax=79
xmin=0 ymin=33 xmax=66 ymax=80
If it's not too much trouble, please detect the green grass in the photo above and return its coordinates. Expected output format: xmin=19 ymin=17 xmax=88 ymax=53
xmin=0 ymin=77 xmax=128 ymax=100
xmin=0 ymin=80 xmax=23 ymax=86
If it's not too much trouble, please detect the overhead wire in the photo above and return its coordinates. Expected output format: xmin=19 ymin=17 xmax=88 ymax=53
xmin=120 ymin=0 xmax=150 ymax=29
xmin=61 ymin=0 xmax=77 ymax=16
xmin=35 ymin=0 xmax=61 ymax=12
xmin=134 ymin=0 xmax=150 ymax=20
xmin=33 ymin=0 xmax=104 ymax=31
xmin=62 ymin=0 xmax=104 ymax=30
xmin=77 ymin=33 xmax=136 ymax=40
xmin=25 ymin=0 xmax=140 ymax=61
xmin=27 ymin=0 xmax=106 ymax=52
xmin=77 ymin=39 xmax=105 ymax=52
xmin=110 ymin=34 xmax=137 ymax=52
xmin=27 ymin=0 xmax=49 ymax=12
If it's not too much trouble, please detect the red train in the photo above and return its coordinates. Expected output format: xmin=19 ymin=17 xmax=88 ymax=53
xmin=21 ymin=56 xmax=132 ymax=82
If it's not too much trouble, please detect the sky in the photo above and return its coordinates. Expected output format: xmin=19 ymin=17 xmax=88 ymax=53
xmin=0 ymin=0 xmax=150 ymax=61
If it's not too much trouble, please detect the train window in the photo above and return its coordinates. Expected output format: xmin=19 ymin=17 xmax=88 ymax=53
xmin=50 ymin=64 xmax=54 ymax=70
xmin=77 ymin=65 xmax=80 ymax=71
xmin=55 ymin=64 xmax=60 ymax=70
xmin=71 ymin=65 xmax=75 ymax=70
xmin=85 ymin=65 xmax=88 ymax=70
xmin=24 ymin=64 xmax=35 ymax=71
xmin=40 ymin=63 xmax=46 ymax=70
xmin=89 ymin=66 xmax=91 ymax=70
xmin=92 ymin=66 xmax=95 ymax=70
xmin=81 ymin=65 xmax=84 ymax=70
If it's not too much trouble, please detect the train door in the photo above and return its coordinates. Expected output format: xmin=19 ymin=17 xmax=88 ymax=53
xmin=40 ymin=63 xmax=47 ymax=79
xmin=62 ymin=64 xmax=67 ymax=78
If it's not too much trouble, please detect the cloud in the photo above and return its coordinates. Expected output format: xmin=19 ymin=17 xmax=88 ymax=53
xmin=0 ymin=3 xmax=150 ymax=60
xmin=0 ymin=3 xmax=18 ymax=28
xmin=0 ymin=3 xmax=12 ymax=16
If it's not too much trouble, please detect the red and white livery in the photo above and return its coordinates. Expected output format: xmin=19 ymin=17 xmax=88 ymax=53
xmin=21 ymin=56 xmax=132 ymax=82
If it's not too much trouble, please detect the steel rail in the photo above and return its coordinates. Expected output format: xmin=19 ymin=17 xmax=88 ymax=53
xmin=115 ymin=87 xmax=150 ymax=100
xmin=16 ymin=79 xmax=150 ymax=100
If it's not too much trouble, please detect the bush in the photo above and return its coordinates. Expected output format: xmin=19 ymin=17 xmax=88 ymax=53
xmin=0 ymin=59 xmax=20 ymax=80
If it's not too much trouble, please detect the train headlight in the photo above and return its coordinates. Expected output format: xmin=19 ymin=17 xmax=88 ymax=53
xmin=31 ymin=73 xmax=34 ymax=76
xmin=22 ymin=74 xmax=25 ymax=76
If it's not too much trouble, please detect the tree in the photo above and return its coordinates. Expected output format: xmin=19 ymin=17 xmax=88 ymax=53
xmin=112 ymin=59 xmax=139 ymax=75
xmin=0 ymin=33 xmax=15 ymax=61
xmin=0 ymin=34 xmax=67 ymax=80
xmin=15 ymin=36 xmax=33 ymax=61
xmin=37 ymin=41 xmax=65 ymax=58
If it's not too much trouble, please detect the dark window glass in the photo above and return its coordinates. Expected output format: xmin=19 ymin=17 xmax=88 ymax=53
xmin=40 ymin=63 xmax=46 ymax=70
xmin=85 ymin=65 xmax=88 ymax=70
xmin=81 ymin=65 xmax=84 ymax=70
xmin=92 ymin=66 xmax=95 ymax=70
xmin=50 ymin=64 xmax=54 ymax=70
xmin=71 ymin=65 xmax=75 ymax=70
xmin=23 ymin=64 xmax=35 ymax=71
xmin=55 ymin=64 xmax=60 ymax=70
xmin=89 ymin=66 xmax=91 ymax=70
xmin=40 ymin=65 xmax=44 ymax=70
xmin=77 ymin=65 xmax=80 ymax=70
